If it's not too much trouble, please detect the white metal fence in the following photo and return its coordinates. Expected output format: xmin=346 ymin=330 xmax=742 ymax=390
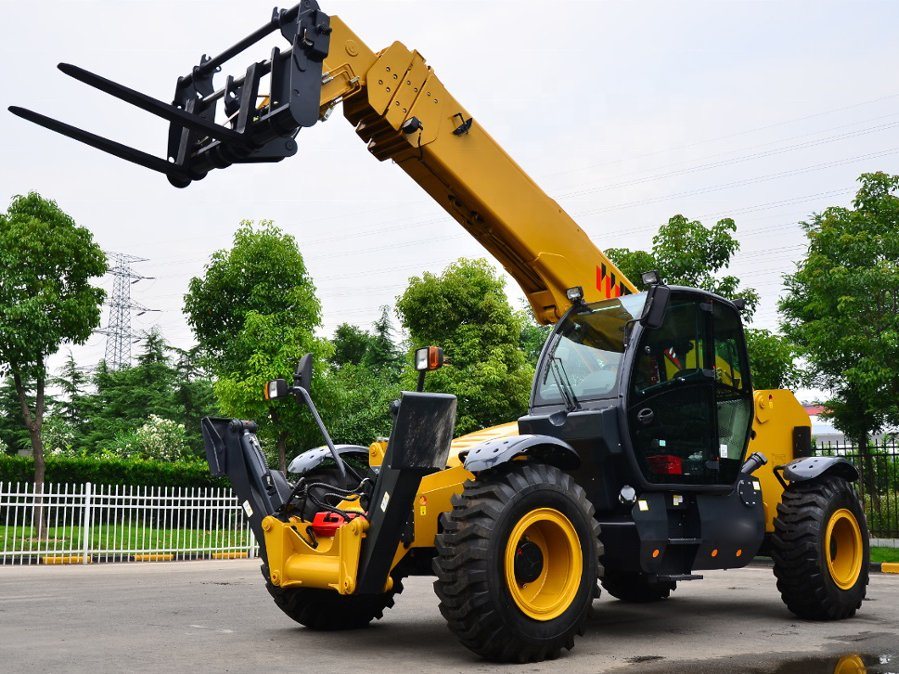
xmin=0 ymin=482 xmax=257 ymax=565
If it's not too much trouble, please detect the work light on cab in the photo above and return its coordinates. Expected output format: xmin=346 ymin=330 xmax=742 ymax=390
xmin=565 ymin=286 xmax=584 ymax=303
xmin=641 ymin=270 xmax=662 ymax=287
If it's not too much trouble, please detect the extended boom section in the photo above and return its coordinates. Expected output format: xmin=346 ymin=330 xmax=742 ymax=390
xmin=9 ymin=0 xmax=633 ymax=322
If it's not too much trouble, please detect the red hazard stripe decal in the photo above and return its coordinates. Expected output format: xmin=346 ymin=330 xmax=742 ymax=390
xmin=596 ymin=264 xmax=632 ymax=299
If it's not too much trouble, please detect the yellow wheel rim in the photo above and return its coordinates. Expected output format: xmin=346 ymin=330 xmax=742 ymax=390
xmin=825 ymin=508 xmax=863 ymax=590
xmin=504 ymin=508 xmax=582 ymax=621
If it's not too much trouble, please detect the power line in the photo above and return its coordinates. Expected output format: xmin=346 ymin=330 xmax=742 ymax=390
xmin=540 ymin=89 xmax=899 ymax=181
xmin=577 ymin=149 xmax=897 ymax=218
xmin=558 ymin=119 xmax=899 ymax=201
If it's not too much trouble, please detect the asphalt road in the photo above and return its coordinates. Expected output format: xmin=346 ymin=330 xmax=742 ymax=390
xmin=0 ymin=560 xmax=896 ymax=673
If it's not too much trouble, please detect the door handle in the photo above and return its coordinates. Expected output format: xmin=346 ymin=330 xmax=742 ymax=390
xmin=637 ymin=408 xmax=655 ymax=425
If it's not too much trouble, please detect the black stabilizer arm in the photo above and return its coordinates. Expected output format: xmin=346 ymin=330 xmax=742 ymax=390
xmin=201 ymin=417 xmax=292 ymax=562
xmin=355 ymin=392 xmax=457 ymax=594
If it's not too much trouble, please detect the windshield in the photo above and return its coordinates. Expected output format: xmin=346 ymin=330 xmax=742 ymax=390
xmin=534 ymin=294 xmax=647 ymax=407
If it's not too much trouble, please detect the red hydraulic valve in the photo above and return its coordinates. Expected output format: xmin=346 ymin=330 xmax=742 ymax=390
xmin=310 ymin=511 xmax=362 ymax=537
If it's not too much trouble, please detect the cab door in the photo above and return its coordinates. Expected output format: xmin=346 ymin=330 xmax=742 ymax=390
xmin=626 ymin=293 xmax=752 ymax=486
xmin=628 ymin=295 xmax=717 ymax=485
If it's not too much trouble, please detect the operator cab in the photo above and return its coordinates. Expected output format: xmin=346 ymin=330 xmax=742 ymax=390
xmin=530 ymin=285 xmax=753 ymax=490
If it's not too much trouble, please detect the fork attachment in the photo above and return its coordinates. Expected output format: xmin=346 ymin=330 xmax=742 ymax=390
xmin=8 ymin=0 xmax=331 ymax=187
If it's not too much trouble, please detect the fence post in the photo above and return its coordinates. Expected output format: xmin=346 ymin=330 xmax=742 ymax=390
xmin=82 ymin=482 xmax=93 ymax=564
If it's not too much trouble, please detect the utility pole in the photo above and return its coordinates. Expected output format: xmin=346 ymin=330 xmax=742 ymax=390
xmin=98 ymin=252 xmax=157 ymax=370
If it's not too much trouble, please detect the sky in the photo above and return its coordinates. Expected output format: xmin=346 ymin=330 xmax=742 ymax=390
xmin=1 ymin=0 xmax=898 ymax=401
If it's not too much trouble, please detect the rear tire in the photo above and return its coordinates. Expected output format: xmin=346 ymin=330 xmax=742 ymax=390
xmin=262 ymin=564 xmax=403 ymax=630
xmin=433 ymin=463 xmax=602 ymax=663
xmin=771 ymin=475 xmax=869 ymax=619
xmin=601 ymin=571 xmax=675 ymax=602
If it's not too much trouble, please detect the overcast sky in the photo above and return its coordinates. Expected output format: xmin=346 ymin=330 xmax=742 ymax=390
xmin=2 ymin=0 xmax=898 ymax=397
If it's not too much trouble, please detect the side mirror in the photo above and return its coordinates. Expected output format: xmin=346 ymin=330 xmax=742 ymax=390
xmin=294 ymin=353 xmax=313 ymax=391
xmin=640 ymin=284 xmax=671 ymax=330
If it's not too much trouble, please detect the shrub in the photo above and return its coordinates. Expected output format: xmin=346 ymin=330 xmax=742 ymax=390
xmin=0 ymin=453 xmax=226 ymax=488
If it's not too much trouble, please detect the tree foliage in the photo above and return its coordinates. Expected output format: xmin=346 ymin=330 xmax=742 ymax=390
xmin=0 ymin=376 xmax=31 ymax=455
xmin=744 ymin=328 xmax=799 ymax=390
xmin=396 ymin=259 xmax=533 ymax=435
xmin=780 ymin=172 xmax=899 ymax=445
xmin=516 ymin=307 xmax=551 ymax=367
xmin=0 ymin=192 xmax=106 ymax=492
xmin=106 ymin=415 xmax=194 ymax=462
xmin=76 ymin=329 xmax=212 ymax=455
xmin=607 ymin=214 xmax=760 ymax=319
xmin=184 ymin=220 xmax=331 ymax=470
xmin=331 ymin=307 xmax=403 ymax=374
xmin=326 ymin=307 xmax=404 ymax=445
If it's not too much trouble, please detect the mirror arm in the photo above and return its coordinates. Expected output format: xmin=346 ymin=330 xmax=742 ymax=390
xmin=292 ymin=385 xmax=347 ymax=481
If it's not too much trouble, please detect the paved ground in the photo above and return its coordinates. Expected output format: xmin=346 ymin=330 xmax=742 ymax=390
xmin=0 ymin=560 xmax=896 ymax=673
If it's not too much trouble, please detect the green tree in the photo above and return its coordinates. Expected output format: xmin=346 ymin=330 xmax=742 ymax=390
xmin=74 ymin=329 xmax=214 ymax=458
xmin=80 ymin=329 xmax=183 ymax=451
xmin=744 ymin=328 xmax=799 ymax=390
xmin=396 ymin=258 xmax=533 ymax=435
xmin=47 ymin=351 xmax=89 ymax=451
xmin=107 ymin=415 xmax=194 ymax=462
xmin=0 ymin=192 xmax=106 ymax=513
xmin=331 ymin=307 xmax=403 ymax=373
xmin=780 ymin=172 xmax=899 ymax=492
xmin=606 ymin=214 xmax=760 ymax=318
xmin=516 ymin=307 xmax=551 ymax=367
xmin=172 ymin=346 xmax=218 ymax=451
xmin=326 ymin=363 xmax=400 ymax=445
xmin=325 ymin=308 xmax=404 ymax=445
xmin=331 ymin=323 xmax=372 ymax=367
xmin=0 ymin=377 xmax=30 ymax=455
xmin=184 ymin=221 xmax=330 ymax=471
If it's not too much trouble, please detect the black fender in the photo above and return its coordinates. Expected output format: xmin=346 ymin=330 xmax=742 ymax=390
xmin=463 ymin=434 xmax=580 ymax=473
xmin=287 ymin=444 xmax=369 ymax=475
xmin=781 ymin=455 xmax=859 ymax=483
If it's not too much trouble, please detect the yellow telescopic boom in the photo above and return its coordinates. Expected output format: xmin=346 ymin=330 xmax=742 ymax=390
xmin=316 ymin=18 xmax=636 ymax=323
xmin=9 ymin=1 xmax=634 ymax=324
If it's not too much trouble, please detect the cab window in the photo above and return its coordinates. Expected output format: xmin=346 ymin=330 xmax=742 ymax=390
xmin=627 ymin=295 xmax=752 ymax=486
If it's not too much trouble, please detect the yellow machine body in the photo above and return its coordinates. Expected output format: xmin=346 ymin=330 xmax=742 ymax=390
xmin=249 ymin=15 xmax=816 ymax=596
xmin=264 ymin=387 xmax=809 ymax=593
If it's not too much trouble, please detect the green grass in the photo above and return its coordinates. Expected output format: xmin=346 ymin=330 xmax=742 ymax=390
xmin=0 ymin=524 xmax=250 ymax=556
xmin=870 ymin=546 xmax=899 ymax=564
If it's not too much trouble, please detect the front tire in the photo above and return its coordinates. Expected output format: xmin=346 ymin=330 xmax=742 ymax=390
xmin=433 ymin=463 xmax=602 ymax=663
xmin=771 ymin=475 xmax=869 ymax=619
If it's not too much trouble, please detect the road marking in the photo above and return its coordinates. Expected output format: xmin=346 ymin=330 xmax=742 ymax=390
xmin=0 ymin=595 xmax=58 ymax=602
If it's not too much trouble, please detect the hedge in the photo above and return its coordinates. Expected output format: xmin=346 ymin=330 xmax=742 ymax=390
xmin=0 ymin=454 xmax=228 ymax=488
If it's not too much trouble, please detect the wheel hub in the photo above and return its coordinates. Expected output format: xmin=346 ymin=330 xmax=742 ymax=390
xmin=825 ymin=508 xmax=863 ymax=590
xmin=503 ymin=507 xmax=582 ymax=621
xmin=514 ymin=537 xmax=544 ymax=584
